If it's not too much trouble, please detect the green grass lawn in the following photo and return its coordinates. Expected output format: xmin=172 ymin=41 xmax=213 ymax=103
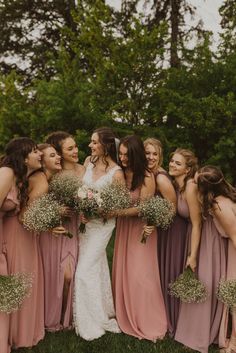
xmin=13 ymin=233 xmax=219 ymax=353
xmin=13 ymin=330 xmax=219 ymax=353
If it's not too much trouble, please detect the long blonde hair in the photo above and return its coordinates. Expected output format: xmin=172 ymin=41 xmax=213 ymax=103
xmin=144 ymin=138 xmax=163 ymax=168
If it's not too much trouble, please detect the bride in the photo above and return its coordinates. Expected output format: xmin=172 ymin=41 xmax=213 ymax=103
xmin=73 ymin=127 xmax=124 ymax=340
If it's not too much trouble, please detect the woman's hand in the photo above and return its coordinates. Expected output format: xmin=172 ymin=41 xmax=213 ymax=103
xmin=186 ymin=255 xmax=197 ymax=272
xmin=51 ymin=226 xmax=68 ymax=237
xmin=80 ymin=213 xmax=89 ymax=224
xmin=60 ymin=206 xmax=75 ymax=218
xmin=142 ymin=225 xmax=155 ymax=237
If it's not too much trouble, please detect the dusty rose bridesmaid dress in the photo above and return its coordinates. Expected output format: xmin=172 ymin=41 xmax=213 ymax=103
xmin=157 ymin=176 xmax=188 ymax=336
xmin=0 ymin=211 xmax=10 ymax=353
xmin=175 ymin=200 xmax=227 ymax=353
xmin=40 ymin=215 xmax=79 ymax=331
xmin=112 ymin=187 xmax=167 ymax=341
xmin=215 ymin=214 xmax=236 ymax=350
xmin=3 ymin=186 xmax=44 ymax=349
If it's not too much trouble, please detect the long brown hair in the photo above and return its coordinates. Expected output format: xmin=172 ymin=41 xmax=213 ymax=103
xmin=90 ymin=127 xmax=117 ymax=168
xmin=120 ymin=135 xmax=148 ymax=191
xmin=197 ymin=165 xmax=236 ymax=217
xmin=0 ymin=137 xmax=37 ymax=206
xmin=45 ymin=131 xmax=71 ymax=157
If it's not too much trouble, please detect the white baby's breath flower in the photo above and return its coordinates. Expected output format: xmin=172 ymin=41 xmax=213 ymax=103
xmin=169 ymin=267 xmax=208 ymax=303
xmin=77 ymin=187 xmax=87 ymax=199
xmin=99 ymin=182 xmax=131 ymax=214
xmin=138 ymin=196 xmax=175 ymax=242
xmin=23 ymin=194 xmax=62 ymax=233
xmin=0 ymin=273 xmax=33 ymax=313
xmin=49 ymin=173 xmax=81 ymax=210
xmin=217 ymin=279 xmax=236 ymax=308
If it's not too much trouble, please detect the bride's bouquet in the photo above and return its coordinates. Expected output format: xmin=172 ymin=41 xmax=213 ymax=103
xmin=22 ymin=194 xmax=73 ymax=237
xmin=138 ymin=196 xmax=175 ymax=243
xmin=0 ymin=272 xmax=33 ymax=313
xmin=77 ymin=185 xmax=102 ymax=233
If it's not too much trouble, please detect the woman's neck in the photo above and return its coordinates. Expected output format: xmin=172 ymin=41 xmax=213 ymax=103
xmin=175 ymin=174 xmax=185 ymax=190
xmin=63 ymin=161 xmax=77 ymax=171
xmin=44 ymin=169 xmax=57 ymax=181
xmin=94 ymin=155 xmax=114 ymax=169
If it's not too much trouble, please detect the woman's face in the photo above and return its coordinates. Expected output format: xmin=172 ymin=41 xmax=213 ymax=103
xmin=119 ymin=144 xmax=129 ymax=168
xmin=61 ymin=137 xmax=79 ymax=163
xmin=89 ymin=133 xmax=104 ymax=157
xmin=25 ymin=147 xmax=42 ymax=171
xmin=169 ymin=153 xmax=189 ymax=178
xmin=42 ymin=147 xmax=61 ymax=173
xmin=145 ymin=144 xmax=159 ymax=171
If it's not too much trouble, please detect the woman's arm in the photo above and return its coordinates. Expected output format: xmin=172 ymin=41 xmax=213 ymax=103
xmin=27 ymin=172 xmax=49 ymax=204
xmin=156 ymin=173 xmax=177 ymax=209
xmin=213 ymin=196 xmax=236 ymax=249
xmin=185 ymin=180 xmax=202 ymax=271
xmin=112 ymin=169 xmax=126 ymax=186
xmin=117 ymin=173 xmax=155 ymax=217
xmin=0 ymin=167 xmax=15 ymax=209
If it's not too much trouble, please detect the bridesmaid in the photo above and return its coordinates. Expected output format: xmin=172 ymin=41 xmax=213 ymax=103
xmin=0 ymin=157 xmax=14 ymax=353
xmin=1 ymin=137 xmax=44 ymax=349
xmin=196 ymin=166 xmax=236 ymax=353
xmin=112 ymin=135 xmax=167 ymax=341
xmin=45 ymin=131 xmax=85 ymax=329
xmin=24 ymin=143 xmax=69 ymax=332
xmin=175 ymin=158 xmax=227 ymax=353
xmin=144 ymin=138 xmax=188 ymax=336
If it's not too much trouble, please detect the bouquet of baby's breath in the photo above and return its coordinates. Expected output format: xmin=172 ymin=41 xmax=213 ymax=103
xmin=22 ymin=194 xmax=72 ymax=238
xmin=99 ymin=182 xmax=131 ymax=216
xmin=0 ymin=273 xmax=33 ymax=313
xmin=169 ymin=267 xmax=208 ymax=303
xmin=217 ymin=279 xmax=236 ymax=309
xmin=77 ymin=185 xmax=101 ymax=233
xmin=138 ymin=196 xmax=175 ymax=243
xmin=49 ymin=172 xmax=81 ymax=211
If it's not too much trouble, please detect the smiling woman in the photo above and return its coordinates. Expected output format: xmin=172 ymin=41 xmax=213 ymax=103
xmin=73 ymin=127 xmax=124 ymax=341
xmin=0 ymin=137 xmax=45 ymax=351
xmin=45 ymin=131 xmax=85 ymax=331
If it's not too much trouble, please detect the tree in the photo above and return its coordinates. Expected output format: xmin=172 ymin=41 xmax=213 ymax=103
xmin=0 ymin=0 xmax=77 ymax=83
xmin=219 ymin=0 xmax=236 ymax=54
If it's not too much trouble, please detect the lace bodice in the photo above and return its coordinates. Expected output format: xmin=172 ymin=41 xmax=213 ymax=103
xmin=82 ymin=163 xmax=121 ymax=190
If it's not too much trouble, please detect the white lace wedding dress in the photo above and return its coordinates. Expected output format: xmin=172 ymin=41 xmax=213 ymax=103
xmin=73 ymin=162 xmax=121 ymax=340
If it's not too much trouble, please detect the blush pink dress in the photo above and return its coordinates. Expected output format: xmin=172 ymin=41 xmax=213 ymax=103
xmin=112 ymin=187 xmax=167 ymax=341
xmin=215 ymin=216 xmax=236 ymax=349
xmin=175 ymin=197 xmax=227 ymax=353
xmin=0 ymin=211 xmax=10 ymax=353
xmin=40 ymin=214 xmax=79 ymax=331
xmin=3 ymin=186 xmax=45 ymax=349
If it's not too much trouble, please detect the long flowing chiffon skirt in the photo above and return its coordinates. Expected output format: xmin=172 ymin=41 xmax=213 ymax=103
xmin=40 ymin=215 xmax=79 ymax=331
xmin=175 ymin=216 xmax=227 ymax=353
xmin=0 ymin=214 xmax=10 ymax=353
xmin=113 ymin=216 xmax=167 ymax=341
xmin=3 ymin=215 xmax=44 ymax=348
xmin=157 ymin=214 xmax=188 ymax=335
